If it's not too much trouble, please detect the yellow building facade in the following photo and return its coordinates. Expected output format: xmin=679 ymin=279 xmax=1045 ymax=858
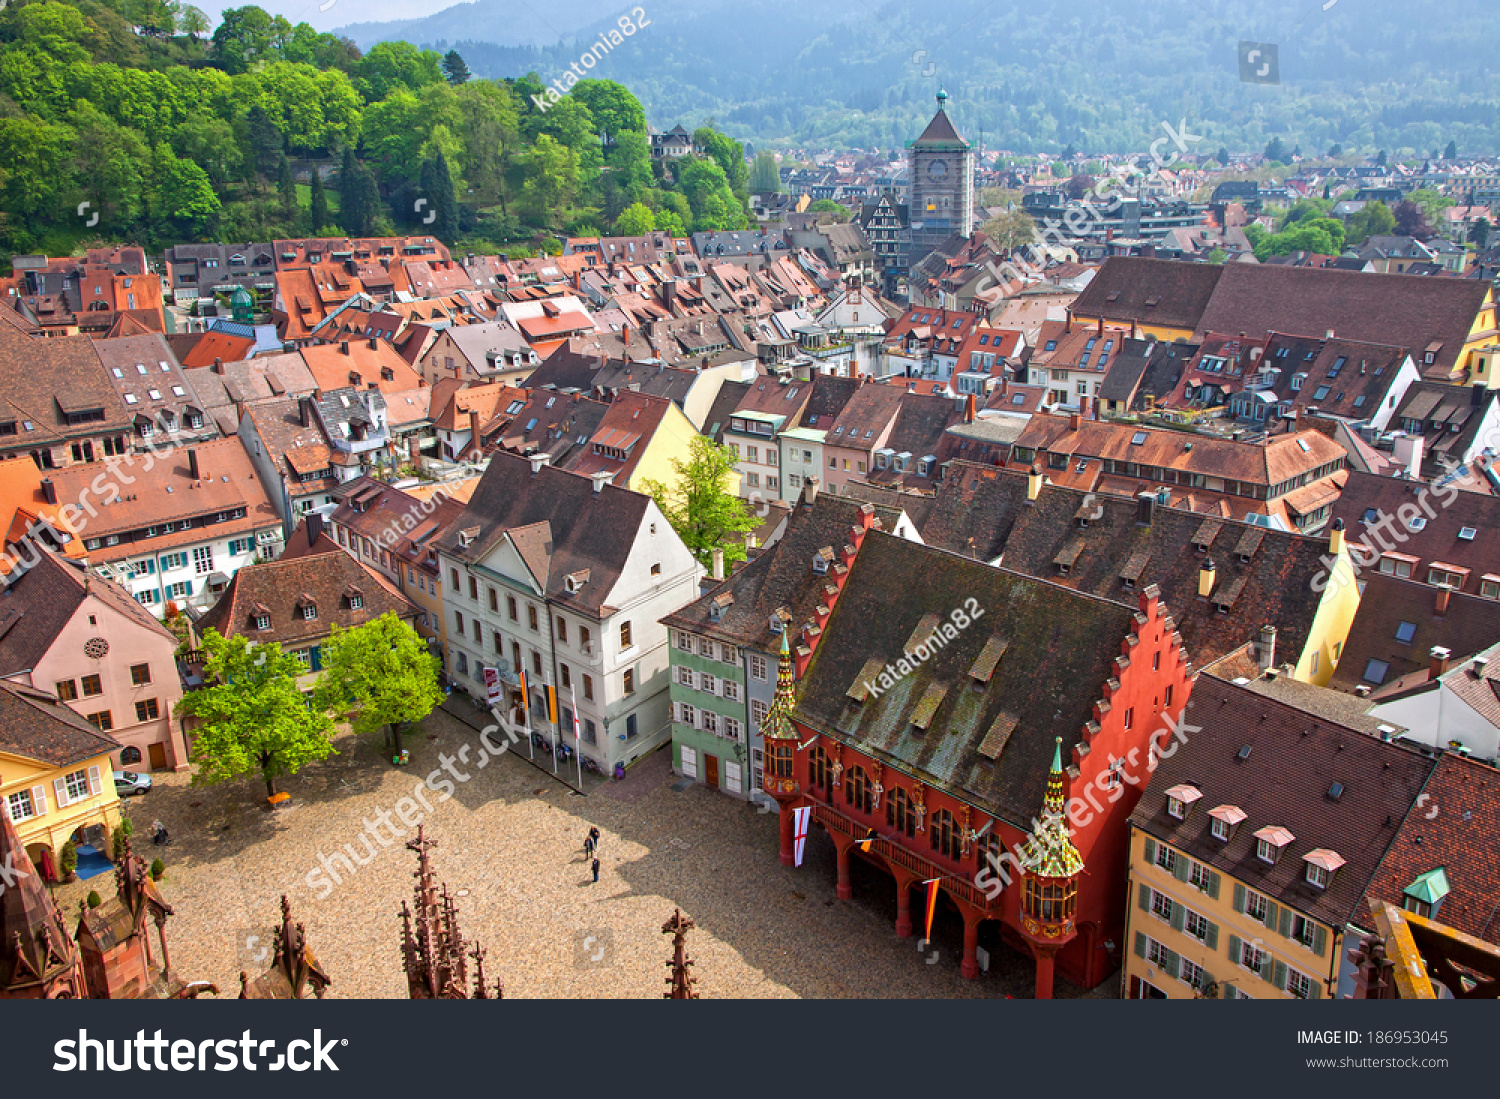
xmin=2 ymin=746 xmax=123 ymax=879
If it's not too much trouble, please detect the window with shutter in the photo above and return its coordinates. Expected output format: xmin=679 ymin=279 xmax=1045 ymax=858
xmin=1138 ymin=883 xmax=1153 ymax=911
xmin=1144 ymin=836 xmax=1157 ymax=864
xmin=1206 ymin=922 xmax=1219 ymax=951
xmin=1207 ymin=870 xmax=1222 ymax=899
xmin=680 ymin=745 xmax=698 ymax=779
xmin=88 ymin=765 xmax=101 ymax=795
xmin=53 ymin=776 xmax=70 ymax=809
xmin=1233 ymin=882 xmax=1246 ymax=913
xmin=1134 ymin=932 xmax=1147 ymax=959
xmin=1228 ymin=934 xmax=1242 ymax=965
xmin=1279 ymin=907 xmax=1294 ymax=939
xmin=1173 ymin=855 xmax=1191 ymax=883
xmin=1264 ymin=900 xmax=1280 ymax=930
xmin=1170 ymin=903 xmax=1186 ymax=933
xmin=1273 ymin=960 xmax=1289 ymax=990
xmin=1312 ymin=925 xmax=1328 ymax=957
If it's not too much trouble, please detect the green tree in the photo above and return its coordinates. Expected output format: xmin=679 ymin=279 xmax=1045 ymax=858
xmin=1344 ymin=201 xmax=1395 ymax=246
xmin=749 ymin=151 xmax=780 ymax=193
xmin=418 ymin=147 xmax=458 ymax=238
xmin=442 ymin=49 xmax=471 ymax=85
xmin=515 ymin=133 xmax=579 ymax=227
xmin=309 ymin=166 xmax=328 ymax=233
xmin=356 ymin=40 xmax=443 ymax=101
xmin=276 ymin=152 xmax=296 ymax=220
xmin=338 ymin=147 xmax=381 ymax=236
xmin=243 ymin=104 xmax=282 ymax=188
xmin=655 ymin=209 xmax=687 ymax=238
xmin=1444 ymin=140 xmax=1458 ymax=160
xmin=1281 ymin=196 xmax=1333 ymax=230
xmin=210 ymin=6 xmax=279 ymax=74
xmin=572 ymin=79 xmax=645 ymax=140
xmin=978 ymin=208 xmax=1036 ymax=252
xmin=1327 ymin=144 xmax=1343 ymax=158
xmin=807 ymin=198 xmax=850 ymax=222
xmin=1472 ymin=218 xmax=1490 ymax=250
xmin=1376 ymin=150 xmax=1388 ymax=167
xmin=1263 ymin=136 xmax=1290 ymax=164
xmin=1216 ymin=147 xmax=1229 ymax=166
xmin=176 ymin=630 xmax=337 ymax=799
xmin=178 ymin=5 xmax=210 ymax=39
xmin=642 ymin=437 xmax=759 ymax=571
xmin=152 ymin=144 xmax=221 ymax=235
xmin=312 ymin=613 xmax=443 ymax=756
xmin=614 ymin=201 xmax=655 ymax=235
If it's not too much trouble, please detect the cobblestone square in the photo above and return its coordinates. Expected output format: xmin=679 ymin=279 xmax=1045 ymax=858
xmin=64 ymin=702 xmax=1108 ymax=998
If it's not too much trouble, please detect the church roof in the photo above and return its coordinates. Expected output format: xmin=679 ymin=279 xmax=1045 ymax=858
xmin=913 ymin=109 xmax=966 ymax=147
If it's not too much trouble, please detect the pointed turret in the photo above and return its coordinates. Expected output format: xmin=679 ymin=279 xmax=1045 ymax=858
xmin=0 ymin=808 xmax=84 ymax=998
xmin=763 ymin=629 xmax=798 ymax=743
xmin=1018 ymin=738 xmax=1083 ymax=999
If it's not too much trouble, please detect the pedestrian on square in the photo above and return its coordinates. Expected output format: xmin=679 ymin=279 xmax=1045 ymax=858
xmin=588 ymin=826 xmax=600 ymax=848
xmin=584 ymin=834 xmax=595 ymax=857
xmin=591 ymin=857 xmax=600 ymax=883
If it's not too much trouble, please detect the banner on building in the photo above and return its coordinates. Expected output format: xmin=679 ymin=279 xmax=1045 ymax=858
xmin=792 ymin=805 xmax=812 ymax=867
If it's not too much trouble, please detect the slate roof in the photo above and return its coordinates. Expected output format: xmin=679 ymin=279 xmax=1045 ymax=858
xmin=1131 ymin=674 xmax=1434 ymax=930
xmin=1070 ymin=257 xmax=1225 ymax=331
xmin=1328 ymin=469 xmax=1500 ymax=597
xmin=1326 ymin=572 xmax=1500 ymax=697
xmin=1256 ymin=333 xmax=1413 ymax=421
xmin=1366 ymin=753 xmax=1500 ymax=943
xmin=433 ymin=452 xmax=650 ymax=616
xmin=701 ymin=381 xmax=750 ymax=444
xmin=197 ymin=548 xmax=415 ymax=647
xmin=0 ymin=678 xmax=122 ymax=768
xmin=523 ymin=345 xmax=605 ymax=392
xmin=922 ymin=462 xmax=1330 ymax=668
xmin=861 ymin=392 xmax=961 ymax=490
xmin=794 ymin=531 xmax=1141 ymax=827
xmin=663 ymin=494 xmax=901 ymax=652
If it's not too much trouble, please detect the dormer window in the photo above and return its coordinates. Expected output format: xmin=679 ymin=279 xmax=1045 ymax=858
xmin=1401 ymin=868 xmax=1449 ymax=919
xmin=1163 ymin=784 xmax=1201 ymax=820
xmin=254 ymin=614 xmax=270 ymax=630
xmin=1208 ymin=804 xmax=1245 ymax=842
xmin=1253 ymin=825 xmax=1294 ymax=864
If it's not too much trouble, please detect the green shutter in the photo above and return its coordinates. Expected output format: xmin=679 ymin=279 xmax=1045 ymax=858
xmin=1273 ymin=960 xmax=1288 ymax=990
xmin=1170 ymin=902 xmax=1185 ymax=932
xmin=1163 ymin=950 xmax=1180 ymax=980
xmin=1207 ymin=870 xmax=1221 ymax=900
xmin=1139 ymin=882 xmax=1153 ymax=911
xmin=1264 ymin=900 xmax=1279 ymax=930
xmin=1228 ymin=934 xmax=1242 ymax=964
xmin=1174 ymin=854 xmax=1191 ymax=883
xmin=1307 ymin=979 xmax=1321 ymax=1000
xmin=1134 ymin=931 xmax=1147 ymax=959
xmin=1279 ymin=907 xmax=1294 ymax=939
xmin=1233 ymin=882 xmax=1246 ymax=913
xmin=1206 ymin=922 xmax=1219 ymax=951
xmin=1144 ymin=837 xmax=1157 ymax=865
xmin=1312 ymin=925 xmax=1328 ymax=957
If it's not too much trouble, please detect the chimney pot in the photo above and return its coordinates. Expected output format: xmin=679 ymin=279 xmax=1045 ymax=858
xmin=1258 ymin=625 xmax=1277 ymax=672
xmin=1198 ymin=558 xmax=1217 ymax=598
xmin=711 ymin=546 xmax=725 ymax=581
xmin=1435 ymin=584 xmax=1452 ymax=616
xmin=188 ymin=448 xmax=200 ymax=481
xmin=802 ymin=476 xmax=819 ymax=507
xmin=1430 ymin=646 xmax=1452 ymax=679
xmin=341 ymin=341 xmax=350 ymax=355
xmin=1136 ymin=490 xmax=1155 ymax=526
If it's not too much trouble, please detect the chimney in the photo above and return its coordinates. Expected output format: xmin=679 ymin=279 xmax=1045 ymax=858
xmin=40 ymin=477 xmax=56 ymax=505
xmin=1198 ymin=558 xmax=1217 ymax=598
xmin=802 ymin=476 xmax=819 ymax=506
xmin=1026 ymin=467 xmax=1043 ymax=502
xmin=469 ymin=409 xmax=482 ymax=454
xmin=1325 ymin=328 xmax=1334 ymax=340
xmin=1258 ymin=625 xmax=1277 ymax=672
xmin=590 ymin=471 xmax=613 ymax=493
xmin=1430 ymin=646 xmax=1452 ymax=680
xmin=1068 ymin=411 xmax=1082 ymax=431
xmin=300 ymin=395 xmax=315 ymax=427
xmin=340 ymin=340 xmax=350 ymax=355
xmin=188 ymin=448 xmax=201 ymax=481
xmin=1473 ymin=655 xmax=1491 ymax=678
xmin=1355 ymin=684 xmax=1372 ymax=698
xmin=368 ymin=337 xmax=378 ymax=350
xmin=744 ymin=531 xmax=758 ymax=554
xmin=711 ymin=546 xmax=724 ymax=581
xmin=1435 ymin=584 xmax=1451 ymax=615
xmin=964 ymin=394 xmax=976 ymax=424
xmin=1328 ymin=517 xmax=1345 ymax=556
xmin=1136 ymin=490 xmax=1155 ymax=526
xmin=212 ymin=357 xmax=224 ymax=374
xmin=529 ymin=453 xmax=551 ymax=474
xmin=307 ymin=511 xmax=324 ymax=547
xmin=1392 ymin=434 xmax=1423 ymax=478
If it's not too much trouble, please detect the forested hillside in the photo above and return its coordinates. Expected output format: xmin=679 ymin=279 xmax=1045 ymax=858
xmin=344 ymin=0 xmax=1500 ymax=157
xmin=0 ymin=0 xmax=749 ymax=259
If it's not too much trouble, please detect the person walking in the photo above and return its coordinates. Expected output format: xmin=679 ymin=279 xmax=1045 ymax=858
xmin=583 ymin=834 xmax=595 ymax=857
xmin=591 ymin=857 xmax=600 ymax=884
xmin=588 ymin=826 xmax=600 ymax=850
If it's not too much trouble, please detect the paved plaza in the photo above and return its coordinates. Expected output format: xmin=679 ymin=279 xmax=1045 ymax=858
xmin=64 ymin=701 xmax=1111 ymax=998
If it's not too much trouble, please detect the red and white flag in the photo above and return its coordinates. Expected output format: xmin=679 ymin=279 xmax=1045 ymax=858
xmin=792 ymin=805 xmax=812 ymax=867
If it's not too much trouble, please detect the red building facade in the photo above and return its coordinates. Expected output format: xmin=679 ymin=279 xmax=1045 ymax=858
xmin=762 ymin=531 xmax=1195 ymax=992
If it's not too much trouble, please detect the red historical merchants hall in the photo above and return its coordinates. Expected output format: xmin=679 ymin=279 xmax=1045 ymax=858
xmin=760 ymin=531 xmax=1194 ymax=994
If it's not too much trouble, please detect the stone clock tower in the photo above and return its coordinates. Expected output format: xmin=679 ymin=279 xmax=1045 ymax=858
xmin=907 ymin=87 xmax=975 ymax=269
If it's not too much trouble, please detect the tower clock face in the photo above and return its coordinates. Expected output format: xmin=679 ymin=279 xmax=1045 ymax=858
xmin=928 ymin=159 xmax=949 ymax=180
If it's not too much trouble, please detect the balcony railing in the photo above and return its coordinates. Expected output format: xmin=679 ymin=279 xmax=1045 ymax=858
xmin=809 ymin=802 xmax=1000 ymax=912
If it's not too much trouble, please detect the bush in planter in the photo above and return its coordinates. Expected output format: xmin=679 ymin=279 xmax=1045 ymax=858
xmin=112 ymin=817 xmax=134 ymax=861
xmin=150 ymin=858 xmax=165 ymax=882
xmin=86 ymin=891 xmax=102 ymax=909
xmin=59 ymin=841 xmax=78 ymax=882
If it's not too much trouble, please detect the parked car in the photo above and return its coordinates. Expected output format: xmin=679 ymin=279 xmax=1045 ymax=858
xmin=114 ymin=771 xmax=152 ymax=798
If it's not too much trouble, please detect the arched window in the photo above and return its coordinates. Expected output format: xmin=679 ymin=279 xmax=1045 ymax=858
xmin=845 ymin=765 xmax=871 ymax=814
xmin=808 ymin=746 xmax=831 ymax=791
xmin=119 ymin=746 xmax=143 ymax=765
xmin=931 ymin=808 xmax=960 ymax=860
xmin=886 ymin=786 xmax=915 ymax=837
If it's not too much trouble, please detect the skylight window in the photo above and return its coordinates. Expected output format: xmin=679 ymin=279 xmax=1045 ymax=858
xmin=112 ymin=368 xmax=123 ymax=378
xmin=1311 ymin=386 xmax=1331 ymax=402
xmin=1296 ymin=437 xmax=1311 ymax=452
xmin=1460 ymin=526 xmax=1478 ymax=540
xmin=1395 ymin=621 xmax=1417 ymax=643
xmin=172 ymin=386 xmax=185 ymax=397
xmin=1130 ymin=431 xmax=1148 ymax=445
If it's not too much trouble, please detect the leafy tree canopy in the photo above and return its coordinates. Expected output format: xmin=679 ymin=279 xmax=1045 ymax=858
xmin=642 ymin=436 xmax=759 ymax=571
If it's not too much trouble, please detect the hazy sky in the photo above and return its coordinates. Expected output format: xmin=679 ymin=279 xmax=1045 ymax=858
xmin=206 ymin=0 xmax=459 ymax=33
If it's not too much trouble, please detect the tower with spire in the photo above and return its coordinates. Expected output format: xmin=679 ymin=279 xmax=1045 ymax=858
xmin=907 ymin=86 xmax=976 ymax=271
xmin=398 ymin=826 xmax=503 ymax=999
xmin=1017 ymin=738 xmax=1084 ymax=999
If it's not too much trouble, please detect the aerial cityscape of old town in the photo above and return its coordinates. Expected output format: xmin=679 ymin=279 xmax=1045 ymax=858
xmin=0 ymin=0 xmax=1494 ymax=1017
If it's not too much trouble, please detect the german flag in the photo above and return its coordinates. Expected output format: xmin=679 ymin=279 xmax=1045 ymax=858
xmin=545 ymin=683 xmax=560 ymax=726
xmin=856 ymin=828 xmax=878 ymax=853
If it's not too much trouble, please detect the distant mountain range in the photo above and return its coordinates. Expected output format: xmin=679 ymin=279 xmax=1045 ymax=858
xmin=337 ymin=0 xmax=1500 ymax=157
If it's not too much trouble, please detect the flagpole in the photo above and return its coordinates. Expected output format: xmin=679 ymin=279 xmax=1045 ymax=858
xmin=550 ymin=686 xmax=559 ymax=774
xmin=571 ymin=685 xmax=583 ymax=788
